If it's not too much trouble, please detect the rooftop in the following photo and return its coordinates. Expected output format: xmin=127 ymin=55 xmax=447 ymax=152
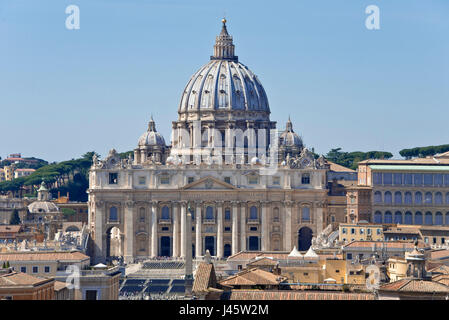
xmin=0 ymin=271 xmax=53 ymax=287
xmin=219 ymin=268 xmax=287 ymax=287
xmin=0 ymin=251 xmax=90 ymax=263
xmin=225 ymin=290 xmax=374 ymax=300
xmin=380 ymin=278 xmax=449 ymax=293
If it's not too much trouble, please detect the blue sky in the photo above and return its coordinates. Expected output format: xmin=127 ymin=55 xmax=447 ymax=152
xmin=1 ymin=0 xmax=448 ymax=162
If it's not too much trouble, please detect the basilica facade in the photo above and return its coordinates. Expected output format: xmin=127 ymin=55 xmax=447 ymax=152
xmin=88 ymin=20 xmax=333 ymax=264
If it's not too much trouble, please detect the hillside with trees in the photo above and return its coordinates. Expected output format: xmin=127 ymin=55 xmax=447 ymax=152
xmin=399 ymin=144 xmax=449 ymax=159
xmin=325 ymin=148 xmax=393 ymax=170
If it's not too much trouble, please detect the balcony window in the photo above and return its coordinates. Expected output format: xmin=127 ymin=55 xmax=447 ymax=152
xmin=301 ymin=174 xmax=310 ymax=184
xmin=206 ymin=206 xmax=214 ymax=220
xmin=404 ymin=173 xmax=413 ymax=186
xmin=138 ymin=176 xmax=146 ymax=185
xmin=424 ymin=174 xmax=433 ymax=186
xmin=383 ymin=173 xmax=392 ymax=185
xmin=109 ymin=173 xmax=118 ymax=184
xmin=109 ymin=207 xmax=118 ymax=221
xmin=414 ymin=174 xmax=423 ymax=186
xmin=249 ymin=206 xmax=258 ymax=220
xmin=393 ymin=173 xmax=402 ymax=185
xmin=302 ymin=207 xmax=310 ymax=222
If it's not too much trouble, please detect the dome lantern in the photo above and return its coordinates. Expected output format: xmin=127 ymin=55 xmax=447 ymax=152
xmin=211 ymin=18 xmax=238 ymax=62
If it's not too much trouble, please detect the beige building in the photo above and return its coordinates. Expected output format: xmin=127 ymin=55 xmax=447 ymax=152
xmin=339 ymin=223 xmax=384 ymax=243
xmin=88 ymin=20 xmax=334 ymax=264
xmin=357 ymin=154 xmax=449 ymax=226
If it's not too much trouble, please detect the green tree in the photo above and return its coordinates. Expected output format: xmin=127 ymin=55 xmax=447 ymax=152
xmin=10 ymin=209 xmax=21 ymax=225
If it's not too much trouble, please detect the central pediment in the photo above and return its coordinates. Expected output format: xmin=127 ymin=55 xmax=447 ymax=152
xmin=182 ymin=176 xmax=237 ymax=190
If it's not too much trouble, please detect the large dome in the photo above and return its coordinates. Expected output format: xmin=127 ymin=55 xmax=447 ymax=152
xmin=178 ymin=19 xmax=270 ymax=121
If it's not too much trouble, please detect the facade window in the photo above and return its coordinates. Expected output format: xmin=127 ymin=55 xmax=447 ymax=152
xmin=374 ymin=191 xmax=382 ymax=203
xmin=373 ymin=172 xmax=382 ymax=185
xmin=224 ymin=177 xmax=231 ymax=184
xmin=44 ymin=266 xmax=50 ymax=273
xmin=393 ymin=173 xmax=402 ymax=185
xmin=273 ymin=177 xmax=280 ymax=185
xmin=425 ymin=212 xmax=433 ymax=225
xmin=342 ymin=228 xmax=347 ymax=234
xmin=404 ymin=192 xmax=412 ymax=204
xmin=435 ymin=192 xmax=443 ymax=204
xmin=446 ymin=213 xmax=449 ymax=225
xmin=273 ymin=208 xmax=280 ymax=222
xmin=435 ymin=212 xmax=443 ymax=225
xmin=248 ymin=175 xmax=259 ymax=185
xmin=404 ymin=173 xmax=413 ymax=185
xmin=206 ymin=206 xmax=214 ymax=220
xmin=109 ymin=173 xmax=118 ymax=184
xmin=225 ymin=209 xmax=231 ymax=220
xmin=394 ymin=192 xmax=402 ymax=204
xmin=139 ymin=207 xmax=145 ymax=222
xmin=161 ymin=206 xmax=170 ymax=220
xmin=415 ymin=212 xmax=423 ymax=225
xmin=377 ymin=229 xmax=381 ymax=235
xmin=394 ymin=211 xmax=402 ymax=224
xmin=109 ymin=207 xmax=118 ymax=221
xmin=374 ymin=211 xmax=382 ymax=223
xmin=188 ymin=177 xmax=195 ymax=184
xmin=435 ymin=174 xmax=443 ymax=186
xmin=302 ymin=207 xmax=310 ymax=222
xmin=224 ymin=227 xmax=231 ymax=232
xmin=160 ymin=175 xmax=170 ymax=184
xmin=32 ymin=266 xmax=38 ymax=273
xmin=138 ymin=176 xmax=146 ymax=185
xmin=347 ymin=253 xmax=353 ymax=260
xmin=424 ymin=174 xmax=433 ymax=186
xmin=384 ymin=191 xmax=392 ymax=204
xmin=445 ymin=174 xmax=449 ymax=186
xmin=414 ymin=174 xmax=423 ymax=186
xmin=351 ymin=228 xmax=355 ymax=234
xmin=446 ymin=193 xmax=449 ymax=205
xmin=405 ymin=212 xmax=413 ymax=224
xmin=360 ymin=228 xmax=365 ymax=234
xmin=250 ymin=226 xmax=258 ymax=231
xmin=425 ymin=192 xmax=433 ymax=204
xmin=301 ymin=174 xmax=310 ymax=184
xmin=384 ymin=211 xmax=392 ymax=224
xmin=415 ymin=192 xmax=422 ymax=204
xmin=249 ymin=206 xmax=258 ymax=220
xmin=20 ymin=266 xmax=26 ymax=273
xmin=383 ymin=173 xmax=392 ymax=185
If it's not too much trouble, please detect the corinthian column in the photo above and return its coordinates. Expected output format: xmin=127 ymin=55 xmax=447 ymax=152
xmin=240 ymin=203 xmax=246 ymax=251
xmin=124 ymin=201 xmax=135 ymax=263
xmin=231 ymin=201 xmax=239 ymax=255
xmin=261 ymin=201 xmax=269 ymax=251
xmin=195 ymin=201 xmax=202 ymax=257
xmin=172 ymin=202 xmax=179 ymax=257
xmin=216 ymin=201 xmax=224 ymax=258
xmin=180 ymin=201 xmax=187 ymax=258
xmin=151 ymin=201 xmax=158 ymax=257
xmin=94 ymin=200 xmax=105 ymax=264
xmin=284 ymin=201 xmax=292 ymax=251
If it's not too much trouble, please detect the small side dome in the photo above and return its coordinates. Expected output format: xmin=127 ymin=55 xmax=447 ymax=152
xmin=138 ymin=116 xmax=166 ymax=147
xmin=279 ymin=117 xmax=303 ymax=148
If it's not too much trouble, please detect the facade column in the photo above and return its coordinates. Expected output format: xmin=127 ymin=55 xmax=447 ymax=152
xmin=124 ymin=201 xmax=135 ymax=263
xmin=180 ymin=201 xmax=187 ymax=258
xmin=172 ymin=202 xmax=179 ymax=257
xmin=94 ymin=200 xmax=105 ymax=264
xmin=151 ymin=201 xmax=158 ymax=257
xmin=284 ymin=201 xmax=292 ymax=252
xmin=240 ymin=203 xmax=247 ymax=251
xmin=195 ymin=201 xmax=202 ymax=257
xmin=231 ymin=201 xmax=239 ymax=255
xmin=316 ymin=201 xmax=324 ymax=235
xmin=261 ymin=201 xmax=269 ymax=251
xmin=216 ymin=201 xmax=224 ymax=258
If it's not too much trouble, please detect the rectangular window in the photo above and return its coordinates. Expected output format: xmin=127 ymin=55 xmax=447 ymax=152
xmin=360 ymin=228 xmax=365 ymax=234
xmin=224 ymin=177 xmax=231 ymax=184
xmin=342 ymin=228 xmax=347 ymax=234
xmin=404 ymin=173 xmax=413 ymax=185
xmin=373 ymin=172 xmax=382 ymax=185
xmin=301 ymin=174 xmax=310 ymax=184
xmin=435 ymin=174 xmax=443 ymax=186
xmin=160 ymin=176 xmax=170 ymax=184
xmin=414 ymin=173 xmax=423 ymax=186
xmin=393 ymin=173 xmax=402 ymax=185
xmin=383 ymin=173 xmax=392 ymax=185
xmin=224 ymin=227 xmax=231 ymax=232
xmin=433 ymin=237 xmax=437 ymax=244
xmin=377 ymin=229 xmax=381 ymax=235
xmin=273 ymin=177 xmax=280 ymax=185
xmin=367 ymin=228 xmax=372 ymax=235
xmin=248 ymin=176 xmax=259 ymax=184
xmin=188 ymin=177 xmax=195 ymax=184
xmin=161 ymin=227 xmax=169 ymax=231
xmin=44 ymin=266 xmax=50 ymax=273
xmin=424 ymin=173 xmax=433 ymax=186
xmin=138 ymin=176 xmax=146 ymax=185
xmin=445 ymin=174 xmax=449 ymax=187
xmin=20 ymin=266 xmax=26 ymax=273
xmin=250 ymin=226 xmax=258 ymax=231
xmin=347 ymin=253 xmax=353 ymax=260
xmin=32 ymin=266 xmax=38 ymax=273
xmin=109 ymin=173 xmax=118 ymax=184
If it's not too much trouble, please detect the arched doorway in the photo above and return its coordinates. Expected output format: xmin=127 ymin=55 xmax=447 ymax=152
xmin=298 ymin=227 xmax=313 ymax=251
xmin=223 ymin=244 xmax=232 ymax=257
xmin=205 ymin=236 xmax=215 ymax=256
xmin=248 ymin=236 xmax=259 ymax=251
xmin=160 ymin=236 xmax=171 ymax=257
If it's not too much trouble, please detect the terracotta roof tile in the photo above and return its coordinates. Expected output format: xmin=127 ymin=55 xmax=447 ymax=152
xmin=0 ymin=271 xmax=53 ymax=287
xmin=219 ymin=268 xmax=286 ymax=287
xmin=0 ymin=251 xmax=89 ymax=262
xmin=226 ymin=290 xmax=374 ymax=300
xmin=193 ymin=263 xmax=216 ymax=293
xmin=380 ymin=279 xmax=449 ymax=293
